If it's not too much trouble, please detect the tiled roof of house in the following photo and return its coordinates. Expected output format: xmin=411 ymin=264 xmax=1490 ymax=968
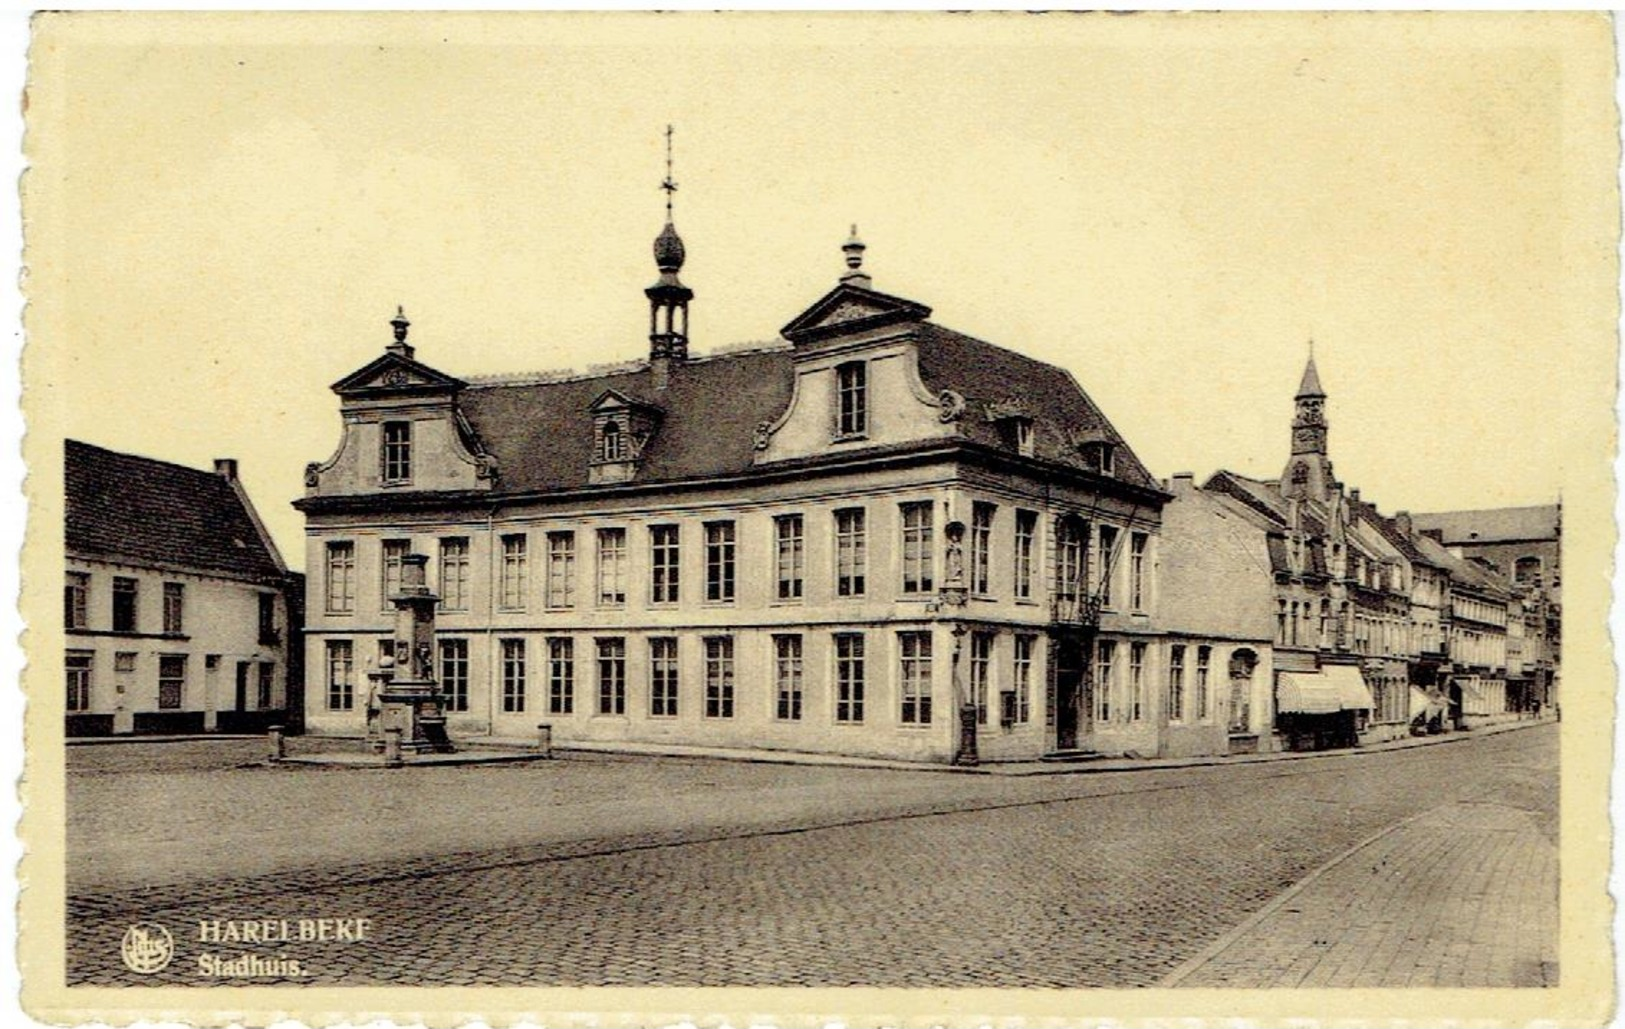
xmin=460 ymin=346 xmax=796 ymax=493
xmin=912 ymin=323 xmax=1159 ymax=491
xmin=1411 ymin=505 xmax=1560 ymax=544
xmin=452 ymin=324 xmax=1160 ymax=495
xmin=66 ymin=440 xmax=285 ymax=581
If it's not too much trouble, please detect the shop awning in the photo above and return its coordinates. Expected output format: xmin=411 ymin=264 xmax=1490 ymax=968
xmin=1409 ymin=687 xmax=1431 ymax=719
xmin=1410 ymin=688 xmax=1448 ymax=718
xmin=1322 ymin=665 xmax=1376 ymax=711
xmin=1278 ymin=668 xmax=1375 ymax=715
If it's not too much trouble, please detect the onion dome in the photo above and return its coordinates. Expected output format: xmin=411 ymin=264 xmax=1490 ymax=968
xmin=654 ymin=221 xmax=686 ymax=274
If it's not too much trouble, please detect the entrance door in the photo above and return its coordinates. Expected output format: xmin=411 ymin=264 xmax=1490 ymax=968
xmin=234 ymin=662 xmax=250 ymax=711
xmin=1054 ymin=638 xmax=1084 ymax=750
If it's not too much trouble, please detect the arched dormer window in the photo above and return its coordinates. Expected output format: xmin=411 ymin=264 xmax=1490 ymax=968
xmin=600 ymin=420 xmax=626 ymax=462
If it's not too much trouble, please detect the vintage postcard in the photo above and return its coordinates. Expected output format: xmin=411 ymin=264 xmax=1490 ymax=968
xmin=18 ymin=11 xmax=1620 ymax=1027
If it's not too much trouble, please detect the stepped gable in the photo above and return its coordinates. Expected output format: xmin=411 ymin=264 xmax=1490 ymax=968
xmin=66 ymin=440 xmax=284 ymax=581
xmin=457 ymin=347 xmax=796 ymax=493
xmin=912 ymin=322 xmax=1160 ymax=491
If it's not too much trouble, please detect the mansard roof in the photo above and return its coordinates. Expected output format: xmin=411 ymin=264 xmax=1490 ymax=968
xmin=66 ymin=440 xmax=286 ymax=581
xmin=459 ymin=347 xmax=795 ymax=493
xmin=911 ymin=323 xmax=1159 ymax=491
xmin=443 ymin=323 xmax=1161 ymax=496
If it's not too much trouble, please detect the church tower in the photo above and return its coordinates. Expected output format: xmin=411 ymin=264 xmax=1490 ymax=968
xmin=646 ymin=125 xmax=692 ymax=388
xmin=1281 ymin=349 xmax=1336 ymax=502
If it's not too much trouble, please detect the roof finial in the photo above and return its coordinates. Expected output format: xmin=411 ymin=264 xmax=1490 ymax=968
xmin=386 ymin=305 xmax=414 ymax=359
xmin=661 ymin=123 xmax=678 ymax=221
xmin=840 ymin=224 xmax=871 ymax=288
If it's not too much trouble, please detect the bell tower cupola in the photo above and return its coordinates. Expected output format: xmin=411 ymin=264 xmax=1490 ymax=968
xmin=1282 ymin=343 xmax=1336 ymax=501
xmin=646 ymin=124 xmax=692 ymax=386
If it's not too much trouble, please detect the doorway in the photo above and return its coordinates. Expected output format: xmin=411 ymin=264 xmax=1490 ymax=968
xmin=1054 ymin=637 xmax=1085 ymax=750
xmin=234 ymin=661 xmax=251 ymax=711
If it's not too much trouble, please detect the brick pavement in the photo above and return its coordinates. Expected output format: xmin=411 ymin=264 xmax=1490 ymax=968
xmin=65 ymin=724 xmax=1556 ymax=988
xmin=1164 ymin=758 xmax=1559 ymax=988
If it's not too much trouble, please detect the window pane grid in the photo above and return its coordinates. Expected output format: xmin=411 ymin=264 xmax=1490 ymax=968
xmin=326 ymin=640 xmax=354 ymax=710
xmin=501 ymin=638 xmax=526 ymax=713
xmin=325 ymin=542 xmax=355 ymax=613
xmin=704 ymin=637 xmax=735 ymax=718
xmin=970 ymin=503 xmax=994 ymax=595
xmin=439 ymin=537 xmax=470 ymax=611
xmin=705 ymin=522 xmax=736 ymax=603
xmin=499 ymin=534 xmax=528 ymax=610
xmin=597 ymin=529 xmax=627 ymax=606
xmin=775 ymin=515 xmax=804 ymax=600
xmin=774 ymin=635 xmax=803 ymax=721
xmin=835 ymin=633 xmax=865 ymax=723
xmin=650 ymin=637 xmax=679 ymax=717
xmin=899 ymin=631 xmax=933 ymax=725
xmin=835 ymin=509 xmax=867 ymax=597
xmin=439 ymin=639 xmax=470 ymax=712
xmin=547 ymin=638 xmax=575 ymax=714
xmin=544 ymin=532 xmax=575 ymax=608
xmin=597 ymin=637 xmax=626 ymax=714
xmin=900 ymin=502 xmax=934 ymax=594
xmin=650 ymin=525 xmax=680 ymax=604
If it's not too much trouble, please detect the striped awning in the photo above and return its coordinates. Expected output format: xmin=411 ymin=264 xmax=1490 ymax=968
xmin=1278 ymin=668 xmax=1375 ymax=714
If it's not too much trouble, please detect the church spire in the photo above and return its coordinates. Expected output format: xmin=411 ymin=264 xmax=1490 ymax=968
xmin=646 ymin=124 xmax=692 ymax=384
xmin=1282 ymin=344 xmax=1334 ymax=501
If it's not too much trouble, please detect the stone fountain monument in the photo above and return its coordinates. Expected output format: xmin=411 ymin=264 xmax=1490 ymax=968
xmin=367 ymin=552 xmax=454 ymax=756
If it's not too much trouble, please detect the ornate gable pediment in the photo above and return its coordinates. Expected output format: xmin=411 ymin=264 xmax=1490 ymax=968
xmin=331 ymin=353 xmax=466 ymax=398
xmin=780 ymin=284 xmax=933 ymax=346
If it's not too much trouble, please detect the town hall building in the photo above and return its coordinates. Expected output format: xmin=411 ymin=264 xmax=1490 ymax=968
xmin=295 ymin=206 xmax=1268 ymax=763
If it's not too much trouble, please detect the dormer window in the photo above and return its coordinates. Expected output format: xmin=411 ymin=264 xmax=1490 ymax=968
xmin=588 ymin=389 xmax=662 ymax=485
xmin=1013 ymin=417 xmax=1034 ymax=456
xmin=1081 ymin=439 xmax=1115 ymax=477
xmin=381 ymin=421 xmax=412 ymax=484
xmin=600 ymin=420 xmax=626 ymax=462
xmin=835 ymin=361 xmax=868 ymax=439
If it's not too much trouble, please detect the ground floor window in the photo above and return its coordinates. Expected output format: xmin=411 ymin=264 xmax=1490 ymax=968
xmin=1012 ymin=635 xmax=1034 ymax=725
xmin=774 ymin=634 xmax=803 ymax=721
xmin=835 ymin=633 xmax=865 ymax=724
xmin=1128 ymin=642 xmax=1146 ymax=721
xmin=326 ymin=640 xmax=354 ymax=710
xmin=1094 ymin=640 xmax=1116 ymax=723
xmin=650 ymin=637 xmax=679 ymax=717
xmin=67 ymin=651 xmax=91 ymax=712
xmin=1168 ymin=645 xmax=1186 ymax=723
xmin=969 ymin=631 xmax=991 ymax=725
xmin=1196 ymin=646 xmax=1212 ymax=722
xmin=548 ymin=638 xmax=574 ymax=714
xmin=705 ymin=636 xmax=735 ymax=719
xmin=501 ymin=638 xmax=527 ymax=714
xmin=899 ymin=631 xmax=932 ymax=725
xmin=597 ymin=638 xmax=626 ymax=715
xmin=439 ymin=639 xmax=470 ymax=712
xmin=157 ymin=654 xmax=186 ymax=710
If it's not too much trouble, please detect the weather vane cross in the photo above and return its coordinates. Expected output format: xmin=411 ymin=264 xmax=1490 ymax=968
xmin=661 ymin=123 xmax=678 ymax=218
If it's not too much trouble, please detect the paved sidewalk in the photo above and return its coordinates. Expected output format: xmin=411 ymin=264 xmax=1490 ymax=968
xmin=1162 ymin=796 xmax=1558 ymax=988
xmin=483 ymin=716 xmax=1553 ymax=777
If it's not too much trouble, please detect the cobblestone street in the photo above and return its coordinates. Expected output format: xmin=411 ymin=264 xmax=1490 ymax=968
xmin=66 ymin=724 xmax=1556 ymax=988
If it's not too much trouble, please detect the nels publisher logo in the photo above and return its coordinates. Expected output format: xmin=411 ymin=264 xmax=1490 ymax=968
xmin=119 ymin=922 xmax=174 ymax=975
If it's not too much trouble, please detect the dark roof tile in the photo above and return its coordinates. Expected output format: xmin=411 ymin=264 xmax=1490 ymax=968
xmin=66 ymin=440 xmax=284 ymax=581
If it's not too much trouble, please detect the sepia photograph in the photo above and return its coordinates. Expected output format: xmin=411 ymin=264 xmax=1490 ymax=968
xmin=20 ymin=11 xmax=1619 ymax=1027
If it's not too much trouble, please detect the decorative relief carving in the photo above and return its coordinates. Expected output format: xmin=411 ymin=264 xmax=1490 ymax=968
xmin=382 ymin=369 xmax=410 ymax=387
xmin=937 ymin=389 xmax=967 ymax=423
xmin=475 ymin=454 xmax=499 ymax=481
xmin=304 ymin=462 xmax=321 ymax=487
xmin=825 ymin=300 xmax=881 ymax=325
xmin=752 ymin=421 xmax=774 ymax=451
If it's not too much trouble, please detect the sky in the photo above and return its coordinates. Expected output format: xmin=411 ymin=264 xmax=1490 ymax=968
xmin=29 ymin=13 xmax=1617 ymax=571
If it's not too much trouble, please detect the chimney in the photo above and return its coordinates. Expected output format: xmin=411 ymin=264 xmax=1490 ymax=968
xmin=214 ymin=458 xmax=238 ymax=481
xmin=1350 ymin=488 xmax=1360 ymax=504
xmin=1394 ymin=510 xmax=1413 ymax=536
xmin=1421 ymin=528 xmax=1444 ymax=543
xmin=1168 ymin=472 xmax=1195 ymax=495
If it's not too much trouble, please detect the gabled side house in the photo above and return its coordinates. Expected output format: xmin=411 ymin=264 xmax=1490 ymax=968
xmin=65 ymin=440 xmax=301 ymax=736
